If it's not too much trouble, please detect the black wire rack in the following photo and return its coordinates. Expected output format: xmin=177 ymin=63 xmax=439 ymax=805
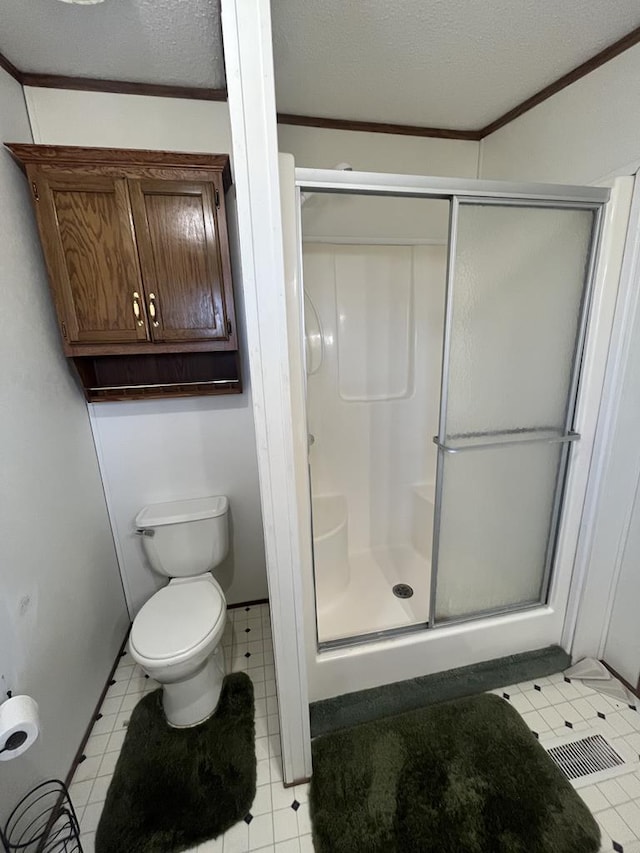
xmin=2 ymin=780 xmax=83 ymax=852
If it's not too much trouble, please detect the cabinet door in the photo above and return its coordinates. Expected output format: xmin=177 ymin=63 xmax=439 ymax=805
xmin=129 ymin=179 xmax=230 ymax=342
xmin=35 ymin=172 xmax=149 ymax=344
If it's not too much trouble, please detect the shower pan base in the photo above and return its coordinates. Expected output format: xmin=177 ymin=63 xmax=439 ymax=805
xmin=316 ymin=545 xmax=430 ymax=644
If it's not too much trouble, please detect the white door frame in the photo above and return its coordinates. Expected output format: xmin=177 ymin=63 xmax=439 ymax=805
xmin=565 ymin=173 xmax=640 ymax=661
xmin=221 ymin=0 xmax=312 ymax=784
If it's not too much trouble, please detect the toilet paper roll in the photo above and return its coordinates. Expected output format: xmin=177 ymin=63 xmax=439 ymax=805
xmin=0 ymin=695 xmax=40 ymax=761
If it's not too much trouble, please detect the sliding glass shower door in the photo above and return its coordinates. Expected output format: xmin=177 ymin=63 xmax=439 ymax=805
xmin=432 ymin=200 xmax=600 ymax=624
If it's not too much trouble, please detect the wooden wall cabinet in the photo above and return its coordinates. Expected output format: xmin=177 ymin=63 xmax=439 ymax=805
xmin=6 ymin=144 xmax=241 ymax=401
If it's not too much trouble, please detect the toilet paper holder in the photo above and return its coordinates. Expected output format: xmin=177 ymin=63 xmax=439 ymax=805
xmin=0 ymin=694 xmax=40 ymax=762
xmin=0 ymin=729 xmax=28 ymax=757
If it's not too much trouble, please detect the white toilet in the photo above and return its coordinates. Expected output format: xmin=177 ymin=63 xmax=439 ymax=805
xmin=129 ymin=496 xmax=229 ymax=728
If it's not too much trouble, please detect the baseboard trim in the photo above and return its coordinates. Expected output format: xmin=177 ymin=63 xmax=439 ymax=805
xmin=227 ymin=598 xmax=269 ymax=610
xmin=64 ymin=625 xmax=132 ymax=790
xmin=601 ymin=660 xmax=640 ymax=701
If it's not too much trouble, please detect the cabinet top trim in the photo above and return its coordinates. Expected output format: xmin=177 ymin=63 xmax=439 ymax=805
xmin=5 ymin=143 xmax=232 ymax=190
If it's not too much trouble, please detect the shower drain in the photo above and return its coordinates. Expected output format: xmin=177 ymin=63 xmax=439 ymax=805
xmin=393 ymin=583 xmax=414 ymax=599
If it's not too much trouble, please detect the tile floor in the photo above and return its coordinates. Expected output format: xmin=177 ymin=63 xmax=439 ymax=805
xmin=71 ymin=603 xmax=311 ymax=853
xmin=69 ymin=606 xmax=640 ymax=853
xmin=488 ymin=672 xmax=640 ymax=853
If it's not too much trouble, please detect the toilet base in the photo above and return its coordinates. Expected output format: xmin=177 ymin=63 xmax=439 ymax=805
xmin=162 ymin=646 xmax=226 ymax=728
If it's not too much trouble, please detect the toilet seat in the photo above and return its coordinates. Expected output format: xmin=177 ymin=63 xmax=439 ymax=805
xmin=130 ymin=578 xmax=225 ymax=664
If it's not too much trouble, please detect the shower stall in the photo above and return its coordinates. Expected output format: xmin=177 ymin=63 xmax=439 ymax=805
xmin=301 ymin=192 xmax=449 ymax=644
xmin=283 ymin=162 xmax=614 ymax=700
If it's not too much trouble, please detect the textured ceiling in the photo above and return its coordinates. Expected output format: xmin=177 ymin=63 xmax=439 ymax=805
xmin=270 ymin=0 xmax=640 ymax=129
xmin=0 ymin=0 xmax=225 ymax=88
xmin=1 ymin=1 xmax=640 ymax=130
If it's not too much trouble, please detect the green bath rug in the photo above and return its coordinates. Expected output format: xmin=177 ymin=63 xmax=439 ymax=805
xmin=96 ymin=672 xmax=256 ymax=853
xmin=310 ymin=692 xmax=600 ymax=853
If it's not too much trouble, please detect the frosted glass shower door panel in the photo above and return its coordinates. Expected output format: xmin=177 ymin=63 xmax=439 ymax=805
xmin=433 ymin=200 xmax=599 ymax=623
xmin=435 ymin=442 xmax=563 ymax=622
xmin=444 ymin=204 xmax=595 ymax=440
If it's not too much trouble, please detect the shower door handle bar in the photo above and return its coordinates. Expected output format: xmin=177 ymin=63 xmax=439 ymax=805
xmin=432 ymin=431 xmax=581 ymax=454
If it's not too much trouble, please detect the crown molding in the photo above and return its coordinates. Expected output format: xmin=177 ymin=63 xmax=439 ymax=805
xmin=479 ymin=24 xmax=640 ymax=137
xmin=3 ymin=23 xmax=640 ymax=140
xmin=276 ymin=112 xmax=481 ymax=141
xmin=19 ymin=72 xmax=226 ymax=102
xmin=0 ymin=50 xmax=23 ymax=84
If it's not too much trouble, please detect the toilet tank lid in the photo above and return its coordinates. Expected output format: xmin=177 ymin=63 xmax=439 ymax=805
xmin=136 ymin=496 xmax=228 ymax=528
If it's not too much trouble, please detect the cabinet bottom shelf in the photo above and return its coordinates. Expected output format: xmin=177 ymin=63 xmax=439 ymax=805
xmin=73 ymin=350 xmax=242 ymax=402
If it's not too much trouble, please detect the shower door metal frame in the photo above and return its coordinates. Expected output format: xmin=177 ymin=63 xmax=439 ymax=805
xmin=295 ymin=169 xmax=609 ymax=205
xmin=430 ymin=196 xmax=605 ymax=628
xmin=295 ymin=167 xmax=608 ymax=646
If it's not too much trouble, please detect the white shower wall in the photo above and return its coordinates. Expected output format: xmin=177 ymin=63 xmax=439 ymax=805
xmin=303 ymin=241 xmax=446 ymax=628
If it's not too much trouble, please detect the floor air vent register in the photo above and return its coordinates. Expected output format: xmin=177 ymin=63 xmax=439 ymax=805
xmin=547 ymin=734 xmax=626 ymax=781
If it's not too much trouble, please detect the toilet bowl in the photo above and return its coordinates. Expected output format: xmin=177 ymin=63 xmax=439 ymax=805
xmin=129 ymin=496 xmax=230 ymax=728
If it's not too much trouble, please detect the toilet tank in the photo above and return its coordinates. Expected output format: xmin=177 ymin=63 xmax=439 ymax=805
xmin=135 ymin=496 xmax=229 ymax=578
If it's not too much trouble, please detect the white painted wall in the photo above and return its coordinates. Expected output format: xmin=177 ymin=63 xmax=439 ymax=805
xmin=479 ymin=43 xmax=640 ymax=185
xmin=478 ymin=45 xmax=640 ymax=683
xmin=604 ymin=477 xmax=640 ymax=687
xmin=278 ymin=123 xmax=479 ymax=179
xmin=0 ymin=69 xmax=128 ymax=821
xmin=24 ymin=87 xmax=232 ymax=153
xmin=24 ymin=87 xmax=267 ymax=614
xmin=279 ymin=124 xmax=479 ymax=244
xmin=89 ymin=362 xmax=268 ymax=614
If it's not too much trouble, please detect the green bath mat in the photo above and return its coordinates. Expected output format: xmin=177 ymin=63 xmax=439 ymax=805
xmin=96 ymin=672 xmax=256 ymax=853
xmin=310 ymin=693 xmax=600 ymax=853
